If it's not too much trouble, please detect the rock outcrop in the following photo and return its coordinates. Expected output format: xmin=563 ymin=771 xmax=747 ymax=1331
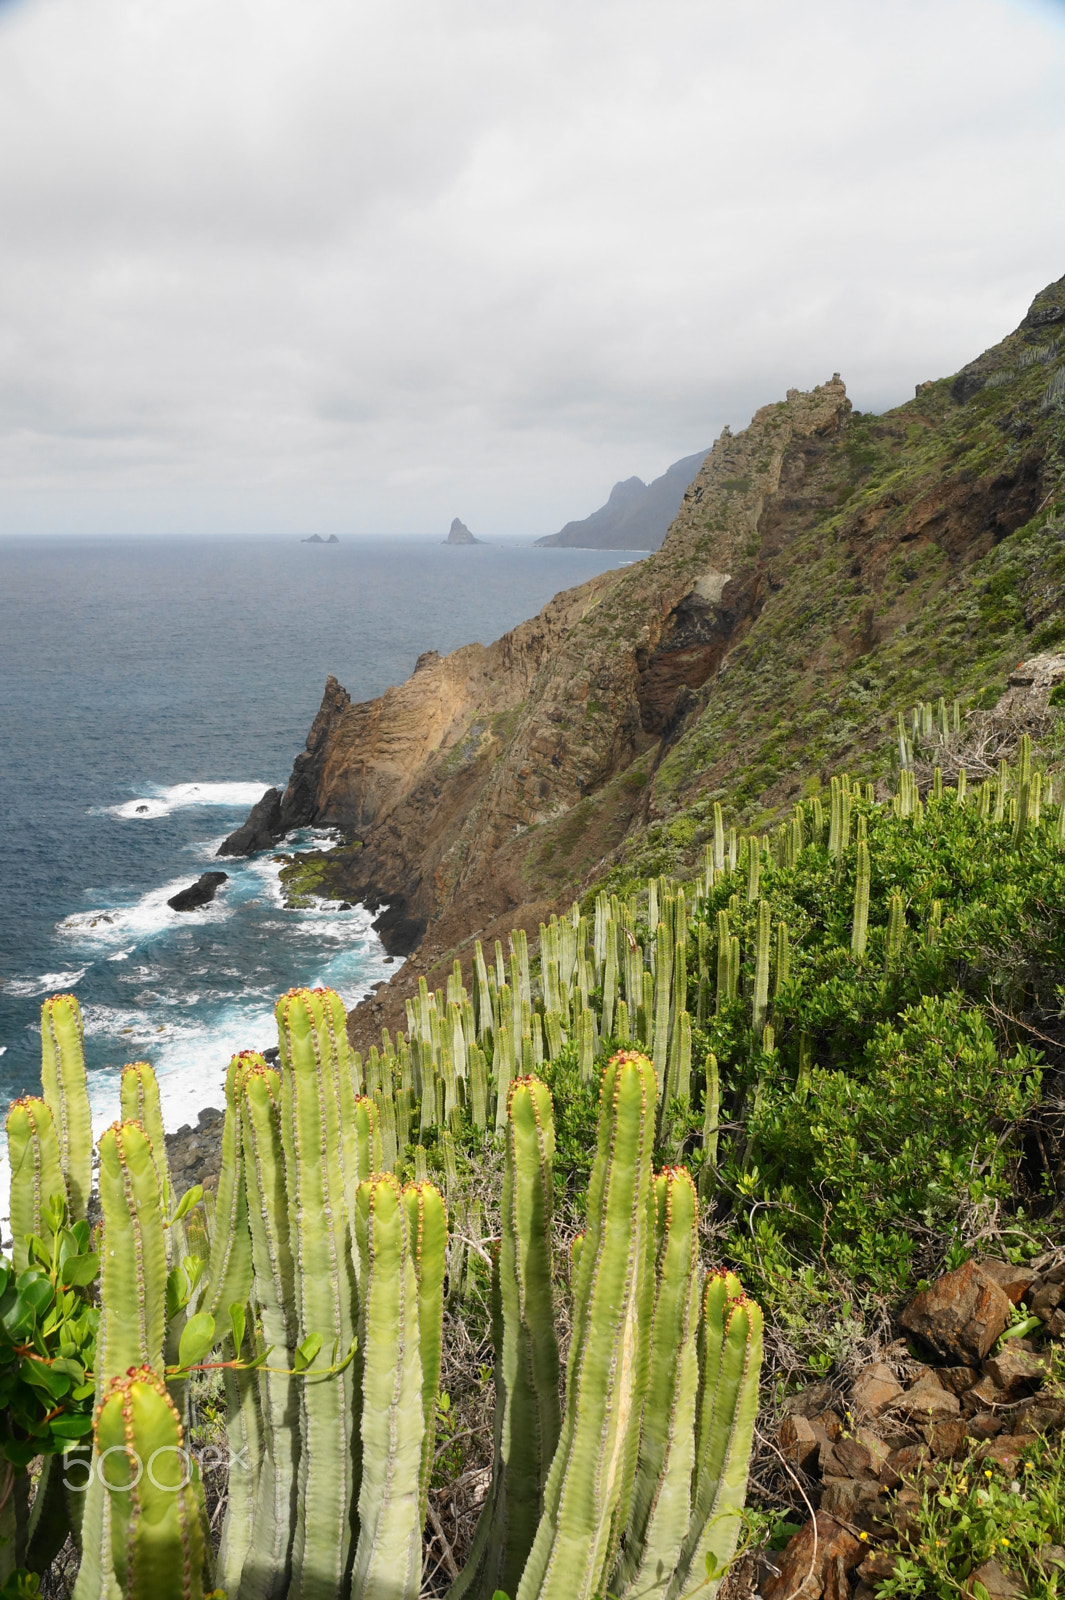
xmin=217 ymin=787 xmax=283 ymax=856
xmin=167 ymin=871 xmax=228 ymax=911
xmin=535 ymin=447 xmax=708 ymax=550
xmin=445 ymin=518 xmax=483 ymax=545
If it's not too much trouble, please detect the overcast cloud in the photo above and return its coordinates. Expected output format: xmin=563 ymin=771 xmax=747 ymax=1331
xmin=1 ymin=0 xmax=1064 ymax=539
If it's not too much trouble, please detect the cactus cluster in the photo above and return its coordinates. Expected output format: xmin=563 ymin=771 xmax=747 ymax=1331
xmin=7 ymin=995 xmax=761 ymax=1600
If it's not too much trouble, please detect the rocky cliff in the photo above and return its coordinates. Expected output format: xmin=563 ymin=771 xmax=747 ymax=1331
xmin=225 ymin=272 xmax=1065 ymax=1044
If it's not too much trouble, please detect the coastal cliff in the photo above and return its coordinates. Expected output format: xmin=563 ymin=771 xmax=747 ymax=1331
xmin=226 ymin=273 xmax=1065 ymax=1044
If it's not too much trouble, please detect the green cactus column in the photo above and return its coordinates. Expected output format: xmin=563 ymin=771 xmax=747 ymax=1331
xmin=120 ymin=1062 xmax=173 ymax=1218
xmin=517 ymin=1050 xmax=656 ymax=1600
xmin=348 ymin=1174 xmax=426 ymax=1600
xmin=401 ymin=1180 xmax=447 ymax=1515
xmin=451 ymin=1077 xmax=561 ymax=1600
xmin=851 ymin=840 xmax=870 ymax=956
xmin=40 ymin=993 xmax=93 ymax=1222
xmin=610 ymin=1167 xmax=701 ymax=1599
xmin=238 ymin=1059 xmax=300 ymax=1600
xmin=95 ymin=1367 xmax=205 ymax=1600
xmin=5 ymin=1097 xmax=65 ymax=1272
xmin=667 ymin=1279 xmax=763 ymax=1599
xmin=277 ymin=986 xmax=359 ymax=1600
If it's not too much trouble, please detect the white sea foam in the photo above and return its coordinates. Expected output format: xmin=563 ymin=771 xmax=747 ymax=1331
xmin=105 ymin=780 xmax=273 ymax=821
xmin=3 ymin=967 xmax=88 ymax=999
xmin=57 ymin=876 xmax=235 ymax=949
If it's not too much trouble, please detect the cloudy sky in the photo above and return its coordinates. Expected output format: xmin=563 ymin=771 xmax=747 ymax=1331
xmin=1 ymin=0 xmax=1064 ymax=540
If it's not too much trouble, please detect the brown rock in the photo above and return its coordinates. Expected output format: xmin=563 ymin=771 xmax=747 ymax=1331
xmin=1030 ymin=1280 xmax=1065 ymax=1321
xmin=1045 ymin=1306 xmax=1065 ymax=1339
xmin=823 ymin=1437 xmax=880 ymax=1480
xmin=964 ymin=1375 xmax=1007 ymax=1411
xmin=780 ymin=1414 xmax=825 ymax=1474
xmin=784 ymin=1380 xmax=837 ymax=1420
xmin=852 ymin=1586 xmax=876 ymax=1600
xmin=963 ymin=1557 xmax=1024 ymax=1597
xmin=1036 ymin=1545 xmax=1065 ymax=1574
xmin=899 ymin=1261 xmax=1012 ymax=1364
xmin=1013 ymin=1395 xmax=1065 ymax=1435
xmin=850 ymin=1364 xmax=903 ymax=1419
xmin=975 ymin=1432 xmax=1037 ymax=1469
xmin=814 ymin=1408 xmax=844 ymax=1441
xmin=762 ymin=1512 xmax=864 ymax=1600
xmin=924 ymin=1418 xmax=967 ymax=1459
xmin=857 ymin=1549 xmax=899 ymax=1581
xmin=975 ymin=1258 xmax=1036 ymax=1305
xmin=967 ymin=1411 xmax=1006 ymax=1441
xmin=939 ymin=1365 xmax=981 ymax=1395
xmin=822 ymin=1553 xmax=850 ymax=1600
xmin=983 ymin=1344 xmax=1049 ymax=1398
xmin=819 ymin=1477 xmax=886 ymax=1531
xmin=881 ymin=1443 xmax=930 ymax=1489
xmin=895 ymin=1375 xmax=961 ymax=1421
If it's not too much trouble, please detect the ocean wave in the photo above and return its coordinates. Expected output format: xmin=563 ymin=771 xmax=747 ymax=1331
xmin=3 ymin=967 xmax=88 ymax=999
xmin=57 ymin=876 xmax=236 ymax=948
xmin=104 ymin=780 xmax=274 ymax=821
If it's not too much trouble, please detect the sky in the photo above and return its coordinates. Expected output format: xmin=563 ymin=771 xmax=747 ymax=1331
xmin=1 ymin=0 xmax=1064 ymax=541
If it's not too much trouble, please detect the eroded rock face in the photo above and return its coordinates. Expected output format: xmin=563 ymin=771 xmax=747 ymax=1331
xmin=167 ymin=871 xmax=228 ymax=912
xmin=218 ymin=787 xmax=283 ymax=857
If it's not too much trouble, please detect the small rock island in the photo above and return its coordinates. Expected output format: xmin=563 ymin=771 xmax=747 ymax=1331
xmin=302 ymin=533 xmax=339 ymax=544
xmin=444 ymin=518 xmax=483 ymax=545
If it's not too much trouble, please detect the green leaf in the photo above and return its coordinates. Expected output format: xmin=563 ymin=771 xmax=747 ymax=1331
xmin=228 ymin=1303 xmax=246 ymax=1357
xmin=177 ymin=1311 xmax=217 ymax=1370
xmin=170 ymin=1185 xmax=204 ymax=1225
xmin=293 ymin=1332 xmax=323 ymax=1373
xmin=47 ymin=1413 xmax=95 ymax=1440
xmin=60 ymin=1253 xmax=99 ymax=1288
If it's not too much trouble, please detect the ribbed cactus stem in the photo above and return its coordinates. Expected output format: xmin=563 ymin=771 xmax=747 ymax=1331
xmin=39 ymin=993 xmax=92 ymax=1222
xmin=957 ymin=768 xmax=967 ymax=804
xmin=517 ymin=1051 xmax=656 ymax=1600
xmin=348 ymin=1175 xmax=426 ymax=1600
xmin=451 ymin=1078 xmax=561 ymax=1600
xmin=197 ymin=1053 xmax=254 ymax=1326
xmin=668 ymin=1291 xmax=762 ymax=1599
xmin=715 ymin=912 xmax=730 ymax=1013
xmin=851 ymin=840 xmax=870 ymax=957
xmin=402 ymin=1181 xmax=447 ymax=1512
xmin=276 ymin=987 xmax=358 ymax=1600
xmin=886 ymin=891 xmax=905 ymax=961
xmin=713 ymin=803 xmax=725 ymax=873
xmin=652 ymin=922 xmax=672 ymax=1094
xmin=97 ymin=1120 xmax=168 ymax=1382
xmin=702 ymin=1053 xmax=720 ymax=1175
xmin=995 ymin=759 xmax=1008 ymax=823
xmin=611 ymin=1168 xmax=700 ymax=1600
xmin=120 ymin=1062 xmax=175 ymax=1223
xmin=5 ymin=1097 xmax=65 ymax=1273
xmin=773 ymin=920 xmax=790 ymax=999
xmin=578 ymin=1008 xmax=596 ymax=1081
xmin=751 ymin=900 xmax=770 ymax=1036
xmin=615 ymin=998 xmax=630 ymax=1044
xmin=728 ymin=935 xmax=740 ymax=1003
xmin=95 ymin=1368 xmax=205 ymax=1600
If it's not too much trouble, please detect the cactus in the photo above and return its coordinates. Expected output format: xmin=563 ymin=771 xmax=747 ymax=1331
xmin=701 ymin=1053 xmax=720 ymax=1182
xmin=751 ymin=900 xmax=770 ymax=1037
xmin=40 ymin=993 xmax=92 ymax=1222
xmin=452 ymin=1079 xmax=560 ymax=1600
xmin=95 ymin=1368 xmax=205 ymax=1600
xmin=885 ymin=890 xmax=905 ymax=961
xmin=276 ymin=987 xmax=360 ymax=1600
xmin=668 ymin=1288 xmax=762 ymax=1599
xmin=349 ymin=1175 xmax=427 ymax=1600
xmin=402 ymin=1181 xmax=448 ymax=1511
xmin=5 ymin=1096 xmax=65 ymax=1273
xmin=851 ymin=840 xmax=870 ymax=957
xmin=97 ymin=1120 xmax=168 ymax=1381
xmin=517 ymin=1051 xmax=656 ymax=1600
xmin=610 ymin=1168 xmax=700 ymax=1600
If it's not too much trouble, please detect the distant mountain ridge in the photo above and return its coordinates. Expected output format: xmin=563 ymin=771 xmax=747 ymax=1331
xmin=535 ymin=448 xmax=709 ymax=549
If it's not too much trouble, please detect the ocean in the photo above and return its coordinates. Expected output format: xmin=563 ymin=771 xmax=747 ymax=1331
xmin=0 ymin=534 xmax=634 ymax=1213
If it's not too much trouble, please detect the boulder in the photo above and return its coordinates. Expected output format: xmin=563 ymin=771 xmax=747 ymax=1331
xmin=167 ymin=871 xmax=229 ymax=912
xmin=778 ymin=1414 xmax=824 ymax=1474
xmin=983 ymin=1344 xmax=1049 ymax=1399
xmin=851 ymin=1363 xmax=904 ymax=1419
xmin=218 ymin=787 xmax=284 ymax=857
xmin=899 ymin=1261 xmax=1012 ymax=1363
xmin=895 ymin=1374 xmax=960 ymax=1422
xmin=975 ymin=1258 xmax=1036 ymax=1306
xmin=762 ymin=1512 xmax=864 ymax=1600
xmin=964 ymin=1557 xmax=1024 ymax=1597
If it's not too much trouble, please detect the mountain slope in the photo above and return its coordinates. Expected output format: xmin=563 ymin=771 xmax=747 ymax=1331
xmin=224 ymin=272 xmax=1065 ymax=1043
xmin=534 ymin=448 xmax=709 ymax=549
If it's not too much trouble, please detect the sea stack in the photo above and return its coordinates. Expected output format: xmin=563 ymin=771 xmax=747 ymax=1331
xmin=445 ymin=518 xmax=483 ymax=545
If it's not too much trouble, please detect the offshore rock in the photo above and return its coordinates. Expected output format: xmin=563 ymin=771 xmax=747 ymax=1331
xmin=167 ymin=871 xmax=228 ymax=912
xmin=445 ymin=518 xmax=483 ymax=544
xmin=217 ymin=786 xmax=283 ymax=857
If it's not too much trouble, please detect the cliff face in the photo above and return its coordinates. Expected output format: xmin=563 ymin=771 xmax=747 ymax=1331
xmin=234 ymin=273 xmax=1065 ymax=1038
